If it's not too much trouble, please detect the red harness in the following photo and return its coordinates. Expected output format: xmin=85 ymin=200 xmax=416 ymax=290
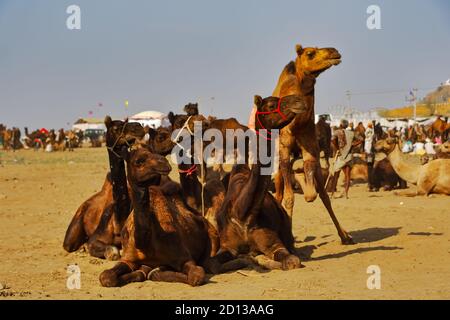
xmin=178 ymin=164 xmax=197 ymax=176
xmin=255 ymin=97 xmax=287 ymax=140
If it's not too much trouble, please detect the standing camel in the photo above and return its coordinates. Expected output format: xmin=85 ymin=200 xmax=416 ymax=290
xmin=272 ymin=44 xmax=353 ymax=244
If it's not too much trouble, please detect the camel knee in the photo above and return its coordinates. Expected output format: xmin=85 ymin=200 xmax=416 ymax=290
xmin=99 ymin=269 xmax=120 ymax=287
xmin=187 ymin=265 xmax=206 ymax=287
xmin=273 ymin=249 xmax=301 ymax=270
xmin=282 ymin=195 xmax=294 ymax=213
xmin=281 ymin=255 xmax=301 ymax=270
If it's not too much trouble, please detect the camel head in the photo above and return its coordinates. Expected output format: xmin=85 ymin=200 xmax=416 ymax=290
xmin=168 ymin=112 xmax=208 ymax=135
xmin=147 ymin=126 xmax=175 ymax=156
xmin=123 ymin=145 xmax=172 ymax=186
xmin=253 ymin=94 xmax=307 ymax=131
xmin=104 ymin=116 xmax=145 ymax=149
xmin=294 ymin=44 xmax=341 ymax=77
xmin=184 ymin=103 xmax=199 ymax=116
xmin=374 ymin=137 xmax=397 ymax=155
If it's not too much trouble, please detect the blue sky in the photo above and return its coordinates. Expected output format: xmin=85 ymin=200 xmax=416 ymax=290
xmin=0 ymin=0 xmax=449 ymax=129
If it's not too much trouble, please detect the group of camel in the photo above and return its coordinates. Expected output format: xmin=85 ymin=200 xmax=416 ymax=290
xmin=0 ymin=125 xmax=91 ymax=151
xmin=63 ymin=43 xmax=450 ymax=287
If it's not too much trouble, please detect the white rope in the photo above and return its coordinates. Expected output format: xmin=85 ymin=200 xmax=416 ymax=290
xmin=171 ymin=115 xmax=193 ymax=145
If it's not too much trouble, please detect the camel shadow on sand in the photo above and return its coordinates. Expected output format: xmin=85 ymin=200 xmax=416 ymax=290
xmin=209 ymin=227 xmax=405 ymax=278
xmin=349 ymin=227 xmax=402 ymax=243
xmin=295 ymin=227 xmax=403 ymax=261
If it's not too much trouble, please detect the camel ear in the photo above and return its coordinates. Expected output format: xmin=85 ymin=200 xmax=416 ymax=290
xmin=168 ymin=112 xmax=175 ymax=126
xmin=295 ymin=44 xmax=303 ymax=56
xmin=104 ymin=116 xmax=112 ymax=129
xmin=254 ymin=95 xmax=263 ymax=110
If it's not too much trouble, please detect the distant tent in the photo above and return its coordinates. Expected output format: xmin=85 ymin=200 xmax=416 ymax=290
xmin=72 ymin=118 xmax=106 ymax=132
xmin=129 ymin=110 xmax=171 ymax=129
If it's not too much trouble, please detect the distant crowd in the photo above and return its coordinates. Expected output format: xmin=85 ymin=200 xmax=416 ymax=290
xmin=0 ymin=124 xmax=105 ymax=152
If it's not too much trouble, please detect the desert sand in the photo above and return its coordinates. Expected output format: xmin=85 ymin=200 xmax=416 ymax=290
xmin=0 ymin=148 xmax=449 ymax=299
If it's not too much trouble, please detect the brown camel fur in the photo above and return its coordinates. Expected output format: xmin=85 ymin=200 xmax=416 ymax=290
xmin=63 ymin=117 xmax=145 ymax=259
xmin=210 ymin=94 xmax=307 ymax=271
xmin=272 ymin=44 xmax=353 ymax=244
xmin=375 ymin=138 xmax=450 ymax=196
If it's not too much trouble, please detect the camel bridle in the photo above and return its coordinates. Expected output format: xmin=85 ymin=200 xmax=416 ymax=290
xmin=255 ymin=97 xmax=287 ymax=141
xmin=171 ymin=114 xmax=207 ymax=217
xmin=171 ymin=115 xmax=194 ymax=145
xmin=107 ymin=121 xmax=133 ymax=159
xmin=178 ymin=164 xmax=197 ymax=176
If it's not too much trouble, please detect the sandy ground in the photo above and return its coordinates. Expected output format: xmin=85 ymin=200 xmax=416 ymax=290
xmin=0 ymin=148 xmax=449 ymax=300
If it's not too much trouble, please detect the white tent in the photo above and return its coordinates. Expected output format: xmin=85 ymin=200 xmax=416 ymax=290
xmin=129 ymin=110 xmax=171 ymax=129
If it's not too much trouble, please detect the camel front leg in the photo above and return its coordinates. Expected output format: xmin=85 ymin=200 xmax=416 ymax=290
xmin=314 ymin=165 xmax=355 ymax=245
xmin=204 ymin=250 xmax=251 ymax=274
xmin=182 ymin=260 xmax=206 ymax=286
xmin=279 ymin=154 xmax=295 ymax=220
xmin=394 ymin=190 xmax=418 ymax=196
xmin=274 ymin=171 xmax=284 ymax=203
xmin=86 ymin=239 xmax=120 ymax=261
xmin=250 ymin=228 xmax=301 ymax=270
xmin=99 ymin=261 xmax=146 ymax=287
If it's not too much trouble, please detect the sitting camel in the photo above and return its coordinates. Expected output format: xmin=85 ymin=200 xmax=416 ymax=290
xmin=99 ymin=145 xmax=246 ymax=287
xmin=375 ymin=138 xmax=450 ymax=196
xmin=211 ymin=94 xmax=307 ymax=271
xmin=63 ymin=117 xmax=145 ymax=259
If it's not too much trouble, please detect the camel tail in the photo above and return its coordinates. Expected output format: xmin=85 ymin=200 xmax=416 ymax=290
xmin=63 ymin=205 xmax=88 ymax=252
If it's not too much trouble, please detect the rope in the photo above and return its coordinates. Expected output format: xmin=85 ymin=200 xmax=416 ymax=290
xmin=200 ymin=133 xmax=205 ymax=217
xmin=106 ymin=121 xmax=131 ymax=158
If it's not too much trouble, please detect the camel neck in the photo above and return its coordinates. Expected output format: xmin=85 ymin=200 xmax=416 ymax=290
xmin=178 ymin=161 xmax=202 ymax=209
xmin=128 ymin=181 xmax=153 ymax=250
xmin=107 ymin=149 xmax=131 ymax=220
xmin=387 ymin=144 xmax=421 ymax=184
xmin=241 ymin=132 xmax=272 ymax=221
xmin=296 ymin=70 xmax=316 ymax=97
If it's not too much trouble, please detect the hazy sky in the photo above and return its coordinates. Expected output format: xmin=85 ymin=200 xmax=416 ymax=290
xmin=1 ymin=0 xmax=449 ymax=129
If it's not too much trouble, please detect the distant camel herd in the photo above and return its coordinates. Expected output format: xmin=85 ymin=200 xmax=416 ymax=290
xmin=60 ymin=43 xmax=450 ymax=287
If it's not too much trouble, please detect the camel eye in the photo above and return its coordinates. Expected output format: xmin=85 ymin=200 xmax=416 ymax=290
xmin=135 ymin=157 xmax=146 ymax=166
